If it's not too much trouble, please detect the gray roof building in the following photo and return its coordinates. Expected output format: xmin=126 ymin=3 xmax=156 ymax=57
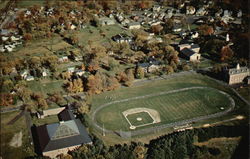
xmin=36 ymin=119 xmax=92 ymax=153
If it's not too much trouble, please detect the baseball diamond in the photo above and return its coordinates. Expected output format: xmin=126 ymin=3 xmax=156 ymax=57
xmin=92 ymin=87 xmax=235 ymax=133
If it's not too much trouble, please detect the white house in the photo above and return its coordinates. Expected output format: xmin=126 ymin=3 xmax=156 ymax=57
xmin=127 ymin=22 xmax=141 ymax=30
xmin=2 ymin=36 xmax=9 ymax=41
xmin=186 ymin=6 xmax=196 ymax=15
xmin=26 ymin=76 xmax=35 ymax=81
xmin=99 ymin=17 xmax=115 ymax=26
xmin=0 ymin=45 xmax=5 ymax=52
xmin=20 ymin=70 xmax=29 ymax=79
xmin=75 ymin=70 xmax=85 ymax=76
xmin=67 ymin=67 xmax=75 ymax=73
xmin=58 ymin=56 xmax=69 ymax=63
xmin=152 ymin=5 xmax=161 ymax=12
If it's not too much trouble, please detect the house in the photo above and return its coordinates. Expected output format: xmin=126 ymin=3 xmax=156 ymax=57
xmin=186 ymin=6 xmax=196 ymax=15
xmin=26 ymin=76 xmax=35 ymax=81
xmin=75 ymin=69 xmax=85 ymax=76
xmin=178 ymin=43 xmax=200 ymax=53
xmin=58 ymin=56 xmax=69 ymax=63
xmin=99 ymin=17 xmax=115 ymax=26
xmin=172 ymin=25 xmax=182 ymax=32
xmin=137 ymin=58 xmax=161 ymax=73
xmin=196 ymin=7 xmax=207 ymax=16
xmin=10 ymin=35 xmax=21 ymax=41
xmin=20 ymin=70 xmax=29 ymax=79
xmin=180 ymin=48 xmax=201 ymax=61
xmin=227 ymin=64 xmax=250 ymax=85
xmin=2 ymin=36 xmax=9 ymax=41
xmin=127 ymin=22 xmax=141 ymax=29
xmin=35 ymin=109 xmax=92 ymax=158
xmin=190 ymin=32 xmax=199 ymax=39
xmin=42 ymin=69 xmax=49 ymax=77
xmin=237 ymin=10 xmax=242 ymax=18
xmin=0 ymin=45 xmax=5 ymax=52
xmin=112 ymin=33 xmax=133 ymax=43
xmin=245 ymin=76 xmax=250 ymax=85
xmin=67 ymin=67 xmax=75 ymax=73
xmin=152 ymin=5 xmax=161 ymax=12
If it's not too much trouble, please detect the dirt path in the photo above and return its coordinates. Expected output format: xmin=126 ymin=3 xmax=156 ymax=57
xmin=7 ymin=110 xmax=25 ymax=125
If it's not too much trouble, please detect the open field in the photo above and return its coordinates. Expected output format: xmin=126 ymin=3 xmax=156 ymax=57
xmin=94 ymin=87 xmax=233 ymax=131
xmin=0 ymin=112 xmax=34 ymax=159
xmin=77 ymin=24 xmax=131 ymax=46
xmin=27 ymin=79 xmax=65 ymax=97
xmin=88 ymin=73 xmax=248 ymax=144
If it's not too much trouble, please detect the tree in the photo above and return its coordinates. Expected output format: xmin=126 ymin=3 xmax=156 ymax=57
xmin=198 ymin=25 xmax=214 ymax=36
xmin=135 ymin=66 xmax=145 ymax=79
xmin=17 ymin=88 xmax=32 ymax=102
xmin=133 ymin=145 xmax=146 ymax=159
xmin=66 ymin=78 xmax=84 ymax=93
xmin=164 ymin=65 xmax=174 ymax=74
xmin=151 ymin=24 xmax=163 ymax=35
xmin=124 ymin=69 xmax=134 ymax=87
xmin=182 ymin=64 xmax=190 ymax=71
xmin=0 ymin=93 xmax=14 ymax=106
xmin=77 ymin=102 xmax=90 ymax=114
xmin=23 ymin=33 xmax=32 ymax=41
xmin=220 ymin=45 xmax=234 ymax=61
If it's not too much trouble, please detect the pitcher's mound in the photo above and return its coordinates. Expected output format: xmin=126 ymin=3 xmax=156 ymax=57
xmin=137 ymin=117 xmax=142 ymax=121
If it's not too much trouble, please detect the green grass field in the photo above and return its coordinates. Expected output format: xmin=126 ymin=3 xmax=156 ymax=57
xmin=94 ymin=87 xmax=232 ymax=131
xmin=27 ymin=79 xmax=65 ymax=96
xmin=126 ymin=112 xmax=154 ymax=127
xmin=0 ymin=112 xmax=34 ymax=159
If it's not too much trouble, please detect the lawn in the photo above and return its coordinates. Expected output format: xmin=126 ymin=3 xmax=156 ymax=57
xmin=0 ymin=112 xmax=34 ymax=159
xmin=77 ymin=24 xmax=131 ymax=46
xmin=94 ymin=87 xmax=232 ymax=131
xmin=27 ymin=79 xmax=65 ymax=97
xmin=32 ymin=115 xmax=59 ymax=126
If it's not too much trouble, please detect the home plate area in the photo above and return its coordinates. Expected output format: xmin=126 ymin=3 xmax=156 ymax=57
xmin=122 ymin=108 xmax=161 ymax=130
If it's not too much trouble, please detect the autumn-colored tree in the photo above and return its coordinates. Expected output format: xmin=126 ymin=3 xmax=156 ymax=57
xmin=66 ymin=78 xmax=84 ymax=93
xmin=198 ymin=25 xmax=214 ymax=36
xmin=220 ymin=45 xmax=234 ymax=61
xmin=87 ymin=61 xmax=99 ymax=73
xmin=17 ymin=88 xmax=32 ymax=102
xmin=0 ymin=93 xmax=14 ymax=106
xmin=61 ymin=72 xmax=71 ymax=80
xmin=23 ymin=33 xmax=32 ymax=41
xmin=77 ymin=102 xmax=90 ymax=114
xmin=37 ymin=98 xmax=48 ymax=110
xmin=163 ymin=65 xmax=174 ymax=74
xmin=106 ymin=76 xmax=120 ymax=91
xmin=151 ymin=24 xmax=163 ymax=35
xmin=47 ymin=92 xmax=63 ymax=105
xmin=135 ymin=66 xmax=145 ymax=79
xmin=182 ymin=64 xmax=190 ymax=71
xmin=81 ymin=64 xmax=85 ymax=71
xmin=86 ymin=74 xmax=102 ymax=94
xmin=124 ymin=69 xmax=134 ymax=87
xmin=133 ymin=145 xmax=147 ymax=159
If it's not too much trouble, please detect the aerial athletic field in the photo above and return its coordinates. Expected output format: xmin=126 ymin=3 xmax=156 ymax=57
xmin=90 ymin=73 xmax=237 ymax=134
